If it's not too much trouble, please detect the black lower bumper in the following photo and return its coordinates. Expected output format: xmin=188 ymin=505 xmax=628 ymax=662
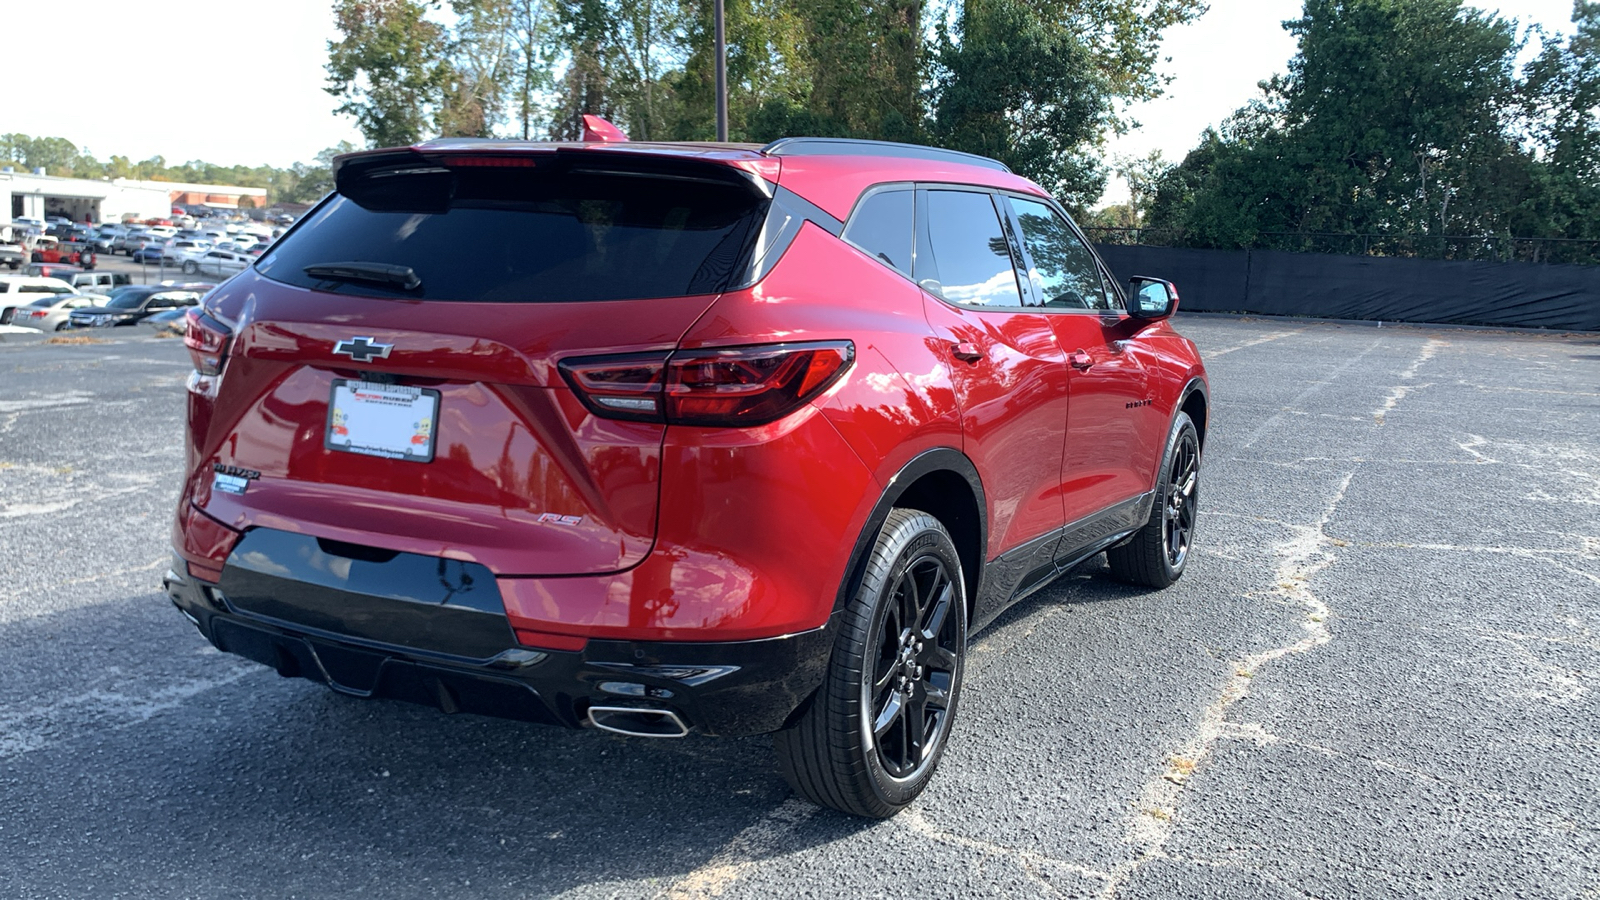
xmin=163 ymin=542 xmax=834 ymax=738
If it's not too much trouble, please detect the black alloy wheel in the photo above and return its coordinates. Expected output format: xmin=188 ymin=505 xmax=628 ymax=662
xmin=864 ymin=553 xmax=961 ymax=779
xmin=1106 ymin=411 xmax=1201 ymax=588
xmin=776 ymin=509 xmax=968 ymax=817
xmin=1163 ymin=429 xmax=1199 ymax=568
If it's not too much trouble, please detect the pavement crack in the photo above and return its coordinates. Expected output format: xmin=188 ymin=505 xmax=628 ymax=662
xmin=1231 ymin=339 xmax=1384 ymax=455
xmin=897 ymin=806 xmax=1110 ymax=896
xmin=1373 ymin=338 xmax=1446 ymax=424
xmin=0 ymin=660 xmax=257 ymax=759
xmin=1205 ymin=329 xmax=1305 ymax=358
xmin=1098 ymin=470 xmax=1355 ymax=899
xmin=656 ymin=798 xmax=817 ymax=899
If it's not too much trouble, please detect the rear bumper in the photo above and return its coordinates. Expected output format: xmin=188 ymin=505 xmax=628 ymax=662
xmin=163 ymin=555 xmax=834 ymax=738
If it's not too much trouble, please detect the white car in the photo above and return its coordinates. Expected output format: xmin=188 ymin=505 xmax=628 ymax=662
xmin=0 ymin=276 xmax=78 ymax=324
xmin=8 ymin=294 xmax=105 ymax=331
xmin=166 ymin=239 xmax=214 ymax=264
xmin=146 ymin=225 xmax=179 ymax=239
xmin=188 ymin=249 xmax=253 ymax=278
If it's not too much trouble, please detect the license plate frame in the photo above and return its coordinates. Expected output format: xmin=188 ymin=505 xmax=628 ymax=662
xmin=324 ymin=379 xmax=441 ymax=463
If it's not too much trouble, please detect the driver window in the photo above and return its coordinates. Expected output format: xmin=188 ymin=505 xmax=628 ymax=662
xmin=1007 ymin=197 xmax=1110 ymax=311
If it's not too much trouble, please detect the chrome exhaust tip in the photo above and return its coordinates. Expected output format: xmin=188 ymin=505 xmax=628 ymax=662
xmin=587 ymin=705 xmax=690 ymax=738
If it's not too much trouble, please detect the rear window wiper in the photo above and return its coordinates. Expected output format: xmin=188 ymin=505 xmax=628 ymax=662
xmin=303 ymin=262 xmax=422 ymax=292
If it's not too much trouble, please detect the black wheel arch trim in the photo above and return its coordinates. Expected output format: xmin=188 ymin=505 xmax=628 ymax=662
xmin=1168 ymin=375 xmax=1209 ymax=462
xmin=831 ymin=447 xmax=988 ymax=621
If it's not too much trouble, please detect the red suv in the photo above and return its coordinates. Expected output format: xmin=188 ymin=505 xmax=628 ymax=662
xmin=166 ymin=134 xmax=1208 ymax=818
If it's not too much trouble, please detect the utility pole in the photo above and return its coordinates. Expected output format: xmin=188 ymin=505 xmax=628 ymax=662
xmin=714 ymin=0 xmax=728 ymax=141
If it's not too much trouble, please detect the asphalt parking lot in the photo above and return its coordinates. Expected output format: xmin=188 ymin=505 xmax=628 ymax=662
xmin=0 ymin=317 xmax=1596 ymax=899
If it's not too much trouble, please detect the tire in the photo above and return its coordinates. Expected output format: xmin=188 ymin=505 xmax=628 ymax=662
xmin=54 ymin=321 xmax=68 ymax=332
xmin=775 ymin=509 xmax=968 ymax=818
xmin=1106 ymin=411 xmax=1200 ymax=588
xmin=182 ymin=261 xmax=197 ymax=275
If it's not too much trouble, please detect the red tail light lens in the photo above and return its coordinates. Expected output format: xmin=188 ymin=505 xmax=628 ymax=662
xmin=183 ymin=309 xmax=233 ymax=376
xmin=559 ymin=352 xmax=672 ymax=422
xmin=666 ymin=342 xmax=854 ymax=426
xmin=560 ymin=341 xmax=854 ymax=427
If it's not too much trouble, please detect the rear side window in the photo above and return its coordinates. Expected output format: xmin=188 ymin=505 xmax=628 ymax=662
xmin=842 ymin=189 xmax=913 ymax=277
xmin=258 ymin=163 xmax=769 ymax=303
xmin=917 ymin=190 xmax=1023 ymax=308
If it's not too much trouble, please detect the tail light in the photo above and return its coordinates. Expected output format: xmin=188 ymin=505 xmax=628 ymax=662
xmin=560 ymin=341 xmax=854 ymax=427
xmin=183 ymin=309 xmax=233 ymax=375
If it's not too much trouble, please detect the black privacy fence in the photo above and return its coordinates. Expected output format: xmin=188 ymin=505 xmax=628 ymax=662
xmin=1084 ymin=228 xmax=1600 ymax=267
xmin=1091 ymin=241 xmax=1600 ymax=331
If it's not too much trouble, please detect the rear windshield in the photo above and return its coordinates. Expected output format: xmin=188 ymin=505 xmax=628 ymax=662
xmin=257 ymin=162 xmax=768 ymax=303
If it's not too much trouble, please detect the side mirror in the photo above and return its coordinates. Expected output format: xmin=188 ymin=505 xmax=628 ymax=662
xmin=1127 ymin=276 xmax=1179 ymax=319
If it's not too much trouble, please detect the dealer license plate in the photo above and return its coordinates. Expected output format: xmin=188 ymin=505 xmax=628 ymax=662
xmin=325 ymin=380 xmax=440 ymax=462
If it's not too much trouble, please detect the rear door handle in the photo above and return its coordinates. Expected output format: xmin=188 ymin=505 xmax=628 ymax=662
xmin=1069 ymin=349 xmax=1094 ymax=371
xmin=951 ymin=341 xmax=984 ymax=363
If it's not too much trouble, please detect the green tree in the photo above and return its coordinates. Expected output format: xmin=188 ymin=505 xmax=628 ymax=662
xmin=549 ymin=0 xmax=689 ymax=140
xmin=670 ymin=0 xmax=808 ymax=141
xmin=1151 ymin=0 xmax=1536 ymax=247
xmin=932 ymin=0 xmax=1112 ymax=207
xmin=795 ymin=0 xmax=924 ymax=140
xmin=326 ymin=0 xmax=453 ymax=147
xmin=1519 ymin=1 xmax=1600 ymax=241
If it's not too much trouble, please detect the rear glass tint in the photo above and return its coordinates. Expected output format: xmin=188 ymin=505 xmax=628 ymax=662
xmin=257 ymin=164 xmax=768 ymax=303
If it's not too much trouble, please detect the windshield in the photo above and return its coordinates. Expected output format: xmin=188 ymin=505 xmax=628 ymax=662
xmin=106 ymin=290 xmax=155 ymax=309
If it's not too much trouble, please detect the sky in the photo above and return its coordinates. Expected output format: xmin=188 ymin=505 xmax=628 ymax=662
xmin=5 ymin=0 xmax=1583 ymax=198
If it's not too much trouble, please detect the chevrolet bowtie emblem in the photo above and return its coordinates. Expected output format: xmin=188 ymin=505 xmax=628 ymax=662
xmin=333 ymin=336 xmax=393 ymax=363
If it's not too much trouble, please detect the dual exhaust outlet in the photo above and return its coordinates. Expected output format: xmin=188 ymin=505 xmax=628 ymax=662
xmin=587 ymin=705 xmax=689 ymax=738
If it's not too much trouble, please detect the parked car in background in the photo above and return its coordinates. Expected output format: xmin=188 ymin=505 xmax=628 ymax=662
xmin=146 ymin=225 xmax=179 ymax=240
xmin=0 ymin=275 xmax=77 ymax=323
xmin=10 ymin=294 xmax=107 ymax=331
xmin=137 ymin=306 xmax=189 ymax=336
xmin=11 ymin=217 xmax=47 ymax=233
xmin=91 ymin=227 xmax=127 ymax=252
xmin=186 ymin=249 xmax=252 ymax=277
xmin=131 ymin=243 xmax=170 ymax=265
xmin=0 ymin=242 xmax=23 ymax=270
xmin=65 ymin=271 xmax=131 ymax=294
xmin=25 ymin=263 xmax=85 ymax=280
xmin=68 ymin=284 xmax=207 ymax=328
xmin=167 ymin=240 xmax=213 ymax=265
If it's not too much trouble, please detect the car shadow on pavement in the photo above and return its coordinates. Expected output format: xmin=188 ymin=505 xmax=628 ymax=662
xmin=0 ymin=592 xmax=876 ymax=898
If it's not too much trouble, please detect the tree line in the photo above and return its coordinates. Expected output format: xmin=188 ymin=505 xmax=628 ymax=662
xmin=0 ymin=134 xmax=355 ymax=207
xmin=324 ymin=0 xmax=1206 ymax=209
xmin=8 ymin=0 xmax=1594 ymax=249
xmin=1134 ymin=0 xmax=1600 ymax=252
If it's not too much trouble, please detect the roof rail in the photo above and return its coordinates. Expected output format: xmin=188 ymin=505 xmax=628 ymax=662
xmin=760 ymin=137 xmax=1011 ymax=173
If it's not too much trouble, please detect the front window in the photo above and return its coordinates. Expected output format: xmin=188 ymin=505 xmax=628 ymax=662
xmin=1007 ymin=197 xmax=1111 ymax=311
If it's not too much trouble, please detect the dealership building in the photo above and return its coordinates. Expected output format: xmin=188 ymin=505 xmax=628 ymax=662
xmin=2 ymin=168 xmax=268 ymax=225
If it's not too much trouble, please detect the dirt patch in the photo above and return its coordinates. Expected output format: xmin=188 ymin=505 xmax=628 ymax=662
xmin=43 ymin=336 xmax=108 ymax=345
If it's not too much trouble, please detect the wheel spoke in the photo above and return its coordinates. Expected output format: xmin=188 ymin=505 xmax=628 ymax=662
xmin=901 ymin=570 xmax=922 ymax=629
xmin=926 ymin=645 xmax=959 ymax=673
xmin=873 ymin=689 xmax=904 ymax=738
xmin=920 ymin=581 xmax=952 ymax=641
xmin=923 ymin=681 xmax=951 ymax=710
xmin=904 ymin=690 xmax=927 ymax=761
